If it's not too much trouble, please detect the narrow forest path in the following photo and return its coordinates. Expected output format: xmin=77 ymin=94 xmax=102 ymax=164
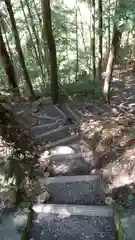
xmin=0 ymin=95 xmax=117 ymax=240
xmin=1 ymin=67 xmax=135 ymax=239
xmin=3 ymin=67 xmax=135 ymax=202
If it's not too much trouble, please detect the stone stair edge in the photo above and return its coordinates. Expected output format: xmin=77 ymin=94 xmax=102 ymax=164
xmin=32 ymin=203 xmax=114 ymax=217
xmin=38 ymin=174 xmax=102 ymax=184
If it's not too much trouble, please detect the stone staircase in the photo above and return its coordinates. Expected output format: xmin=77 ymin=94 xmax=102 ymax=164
xmin=27 ymin=174 xmax=116 ymax=240
xmin=0 ymin=99 xmax=117 ymax=239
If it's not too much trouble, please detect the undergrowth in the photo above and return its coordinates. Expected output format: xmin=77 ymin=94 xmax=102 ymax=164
xmin=0 ymin=104 xmax=41 ymax=206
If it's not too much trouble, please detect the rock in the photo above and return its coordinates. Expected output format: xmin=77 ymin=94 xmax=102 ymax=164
xmin=101 ymin=169 xmax=113 ymax=183
xmin=44 ymin=172 xmax=50 ymax=177
xmin=105 ymin=197 xmax=114 ymax=205
xmin=91 ymin=169 xmax=101 ymax=175
xmin=39 ymin=151 xmax=50 ymax=162
xmin=50 ymin=146 xmax=75 ymax=155
xmin=111 ymin=107 xmax=119 ymax=115
xmin=36 ymin=191 xmax=51 ymax=203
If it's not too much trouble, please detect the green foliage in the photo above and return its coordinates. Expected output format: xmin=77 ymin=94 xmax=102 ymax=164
xmin=114 ymin=203 xmax=125 ymax=240
xmin=1 ymin=0 xmax=135 ymax=98
xmin=60 ymin=79 xmax=102 ymax=98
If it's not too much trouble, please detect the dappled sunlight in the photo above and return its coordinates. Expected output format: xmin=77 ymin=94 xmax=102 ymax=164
xmin=109 ymin=173 xmax=134 ymax=190
xmin=33 ymin=204 xmax=71 ymax=219
xmin=51 ymin=163 xmax=70 ymax=175
xmin=46 ymin=152 xmax=90 ymax=176
xmin=49 ymin=146 xmax=75 ymax=155
xmin=111 ymin=68 xmax=135 ymax=106
xmin=2 ymin=0 xmax=135 ymax=238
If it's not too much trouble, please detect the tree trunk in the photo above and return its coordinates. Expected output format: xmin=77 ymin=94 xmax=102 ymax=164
xmin=41 ymin=0 xmax=58 ymax=104
xmin=103 ymin=25 xmax=122 ymax=103
xmin=97 ymin=0 xmax=103 ymax=80
xmin=0 ymin=25 xmax=20 ymax=92
xmin=24 ymin=0 xmax=45 ymax=69
xmin=108 ymin=0 xmax=111 ymax=51
xmin=20 ymin=0 xmax=45 ymax=83
xmin=75 ymin=0 xmax=79 ymax=81
xmin=4 ymin=0 xmax=35 ymax=98
xmin=91 ymin=0 xmax=96 ymax=83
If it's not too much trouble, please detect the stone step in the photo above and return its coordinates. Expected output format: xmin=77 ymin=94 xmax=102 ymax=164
xmin=45 ymin=134 xmax=80 ymax=149
xmin=34 ymin=125 xmax=70 ymax=142
xmin=40 ymin=147 xmax=84 ymax=163
xmin=42 ymin=137 xmax=93 ymax=176
xmin=46 ymin=150 xmax=91 ymax=176
xmin=38 ymin=175 xmax=106 ymax=205
xmin=31 ymin=121 xmax=60 ymax=136
xmin=61 ymin=103 xmax=82 ymax=122
xmin=29 ymin=204 xmax=116 ymax=240
xmin=33 ymin=102 xmax=64 ymax=119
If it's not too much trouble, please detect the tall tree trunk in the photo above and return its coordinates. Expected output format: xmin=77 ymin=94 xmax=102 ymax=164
xmin=0 ymin=25 xmax=20 ymax=92
xmin=103 ymin=24 xmax=122 ymax=103
xmin=108 ymin=0 xmax=111 ymax=51
xmin=2 ymin=20 xmax=22 ymax=85
xmin=20 ymin=0 xmax=45 ymax=83
xmin=91 ymin=0 xmax=96 ymax=83
xmin=89 ymin=0 xmax=92 ymax=76
xmin=79 ymin=8 xmax=89 ymax=71
xmin=98 ymin=0 xmax=103 ymax=80
xmin=24 ymin=0 xmax=45 ymax=67
xmin=75 ymin=0 xmax=79 ymax=81
xmin=41 ymin=0 xmax=58 ymax=104
xmin=4 ymin=0 xmax=35 ymax=98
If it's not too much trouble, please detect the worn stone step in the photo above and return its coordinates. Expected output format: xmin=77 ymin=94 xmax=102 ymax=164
xmin=42 ymin=137 xmax=93 ymax=176
xmin=61 ymin=103 xmax=82 ymax=121
xmin=29 ymin=204 xmax=116 ymax=240
xmin=38 ymin=175 xmax=106 ymax=205
xmin=33 ymin=102 xmax=64 ymax=119
xmin=31 ymin=122 xmax=61 ymax=136
xmin=46 ymin=145 xmax=92 ymax=163
xmin=45 ymin=134 xmax=80 ymax=149
xmin=40 ymin=147 xmax=84 ymax=163
xmin=34 ymin=125 xmax=70 ymax=142
xmin=47 ymin=151 xmax=83 ymax=162
xmin=46 ymin=151 xmax=91 ymax=176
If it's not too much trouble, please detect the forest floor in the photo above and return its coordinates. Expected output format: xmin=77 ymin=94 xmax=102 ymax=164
xmin=78 ymin=66 xmax=135 ymax=205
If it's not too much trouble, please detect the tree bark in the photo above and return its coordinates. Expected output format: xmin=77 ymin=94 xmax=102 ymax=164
xmin=41 ymin=0 xmax=58 ymax=104
xmin=108 ymin=0 xmax=111 ymax=51
xmin=20 ymin=0 xmax=45 ymax=82
xmin=75 ymin=0 xmax=79 ymax=82
xmin=103 ymin=25 xmax=122 ymax=104
xmin=4 ymin=0 xmax=35 ymax=98
xmin=91 ymin=0 xmax=96 ymax=83
xmin=0 ymin=25 xmax=20 ymax=92
xmin=98 ymin=0 xmax=103 ymax=80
